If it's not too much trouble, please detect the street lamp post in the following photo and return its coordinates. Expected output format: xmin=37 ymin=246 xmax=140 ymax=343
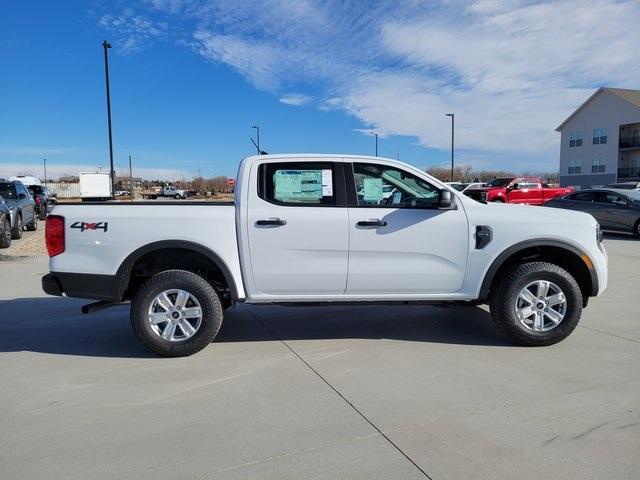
xmin=252 ymin=126 xmax=260 ymax=153
xmin=43 ymin=158 xmax=47 ymax=186
xmin=129 ymin=155 xmax=134 ymax=201
xmin=370 ymin=132 xmax=378 ymax=156
xmin=102 ymin=40 xmax=115 ymax=198
xmin=445 ymin=113 xmax=455 ymax=182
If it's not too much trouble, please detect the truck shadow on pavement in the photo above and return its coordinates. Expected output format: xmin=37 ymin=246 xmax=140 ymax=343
xmin=0 ymin=297 xmax=511 ymax=358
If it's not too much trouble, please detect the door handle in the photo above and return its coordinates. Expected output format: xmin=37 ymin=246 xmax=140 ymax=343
xmin=356 ymin=219 xmax=387 ymax=228
xmin=256 ymin=218 xmax=287 ymax=226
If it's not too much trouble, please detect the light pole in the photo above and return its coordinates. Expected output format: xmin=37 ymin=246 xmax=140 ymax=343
xmin=445 ymin=113 xmax=455 ymax=182
xmin=252 ymin=126 xmax=260 ymax=154
xmin=43 ymin=158 xmax=47 ymax=186
xmin=103 ymin=40 xmax=115 ymax=197
xmin=128 ymin=155 xmax=133 ymax=201
xmin=370 ymin=132 xmax=378 ymax=156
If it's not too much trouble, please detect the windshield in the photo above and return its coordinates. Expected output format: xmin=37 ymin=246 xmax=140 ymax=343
xmin=485 ymin=178 xmax=513 ymax=187
xmin=450 ymin=184 xmax=466 ymax=191
xmin=0 ymin=183 xmax=17 ymax=199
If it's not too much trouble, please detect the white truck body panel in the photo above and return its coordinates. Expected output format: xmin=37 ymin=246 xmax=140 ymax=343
xmin=79 ymin=172 xmax=111 ymax=199
xmin=49 ymin=204 xmax=245 ymax=299
xmin=49 ymin=154 xmax=607 ymax=305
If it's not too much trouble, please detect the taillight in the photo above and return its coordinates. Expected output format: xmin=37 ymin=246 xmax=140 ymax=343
xmin=46 ymin=215 xmax=65 ymax=257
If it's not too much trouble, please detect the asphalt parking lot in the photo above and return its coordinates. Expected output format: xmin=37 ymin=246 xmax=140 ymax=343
xmin=1 ymin=235 xmax=639 ymax=479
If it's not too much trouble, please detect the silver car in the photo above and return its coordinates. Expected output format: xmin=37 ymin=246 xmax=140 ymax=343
xmin=545 ymin=188 xmax=640 ymax=238
xmin=0 ymin=180 xmax=38 ymax=239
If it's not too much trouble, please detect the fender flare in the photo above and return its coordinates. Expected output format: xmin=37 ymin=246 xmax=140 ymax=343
xmin=478 ymin=239 xmax=598 ymax=300
xmin=114 ymin=240 xmax=240 ymax=301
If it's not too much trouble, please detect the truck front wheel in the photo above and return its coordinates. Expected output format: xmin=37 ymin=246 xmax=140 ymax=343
xmin=130 ymin=270 xmax=223 ymax=357
xmin=489 ymin=262 xmax=582 ymax=346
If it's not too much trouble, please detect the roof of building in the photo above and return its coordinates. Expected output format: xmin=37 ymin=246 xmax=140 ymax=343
xmin=555 ymin=87 xmax=640 ymax=131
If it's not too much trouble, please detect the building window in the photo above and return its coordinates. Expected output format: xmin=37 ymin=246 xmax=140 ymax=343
xmin=591 ymin=157 xmax=606 ymax=174
xmin=593 ymin=128 xmax=607 ymax=145
xmin=568 ymin=158 xmax=582 ymax=174
xmin=569 ymin=132 xmax=583 ymax=147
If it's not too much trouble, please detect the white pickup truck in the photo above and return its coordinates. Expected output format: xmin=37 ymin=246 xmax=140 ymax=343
xmin=42 ymin=154 xmax=608 ymax=357
xmin=160 ymin=185 xmax=188 ymax=199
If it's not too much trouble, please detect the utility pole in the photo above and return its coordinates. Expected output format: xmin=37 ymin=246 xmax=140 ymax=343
xmin=128 ymin=155 xmax=133 ymax=201
xmin=446 ymin=113 xmax=455 ymax=181
xmin=370 ymin=132 xmax=378 ymax=156
xmin=103 ymin=40 xmax=115 ymax=197
xmin=252 ymin=126 xmax=260 ymax=153
xmin=43 ymin=158 xmax=47 ymax=185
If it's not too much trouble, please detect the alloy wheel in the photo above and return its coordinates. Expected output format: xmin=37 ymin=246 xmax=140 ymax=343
xmin=148 ymin=289 xmax=203 ymax=342
xmin=514 ymin=280 xmax=567 ymax=332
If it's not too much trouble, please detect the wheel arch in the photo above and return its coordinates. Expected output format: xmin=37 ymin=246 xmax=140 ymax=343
xmin=114 ymin=240 xmax=240 ymax=302
xmin=479 ymin=239 xmax=598 ymax=302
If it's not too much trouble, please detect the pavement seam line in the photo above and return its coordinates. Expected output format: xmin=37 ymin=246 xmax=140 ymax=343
xmin=578 ymin=324 xmax=640 ymax=344
xmin=241 ymin=305 xmax=434 ymax=480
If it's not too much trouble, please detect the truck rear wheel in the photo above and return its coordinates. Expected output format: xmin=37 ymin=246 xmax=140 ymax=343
xmin=130 ymin=270 xmax=223 ymax=357
xmin=489 ymin=262 xmax=582 ymax=346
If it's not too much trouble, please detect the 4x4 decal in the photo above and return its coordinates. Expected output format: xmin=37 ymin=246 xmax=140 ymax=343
xmin=70 ymin=221 xmax=108 ymax=232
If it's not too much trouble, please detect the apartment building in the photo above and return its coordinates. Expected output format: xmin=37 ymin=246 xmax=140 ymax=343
xmin=556 ymin=87 xmax=640 ymax=188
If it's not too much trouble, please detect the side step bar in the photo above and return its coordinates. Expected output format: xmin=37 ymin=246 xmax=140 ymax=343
xmin=81 ymin=300 xmax=126 ymax=315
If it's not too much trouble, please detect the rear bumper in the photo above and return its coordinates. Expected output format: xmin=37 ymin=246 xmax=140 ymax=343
xmin=42 ymin=272 xmax=121 ymax=301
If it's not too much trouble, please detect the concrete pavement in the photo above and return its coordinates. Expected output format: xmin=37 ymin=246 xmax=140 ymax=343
xmin=0 ymin=235 xmax=638 ymax=479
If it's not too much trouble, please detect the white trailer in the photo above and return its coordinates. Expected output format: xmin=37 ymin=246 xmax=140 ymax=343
xmin=79 ymin=172 xmax=112 ymax=201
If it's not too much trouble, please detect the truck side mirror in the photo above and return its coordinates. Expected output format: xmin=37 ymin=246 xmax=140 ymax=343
xmin=510 ymin=183 xmax=519 ymax=190
xmin=438 ymin=190 xmax=455 ymax=209
xmin=18 ymin=192 xmax=27 ymax=199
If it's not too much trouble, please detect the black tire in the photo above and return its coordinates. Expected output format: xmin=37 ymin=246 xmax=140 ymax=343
xmin=11 ymin=214 xmax=22 ymax=239
xmin=489 ymin=261 xmax=583 ymax=346
xmin=130 ymin=270 xmax=223 ymax=357
xmin=633 ymin=219 xmax=640 ymax=239
xmin=0 ymin=218 xmax=11 ymax=248
xmin=38 ymin=209 xmax=47 ymax=221
xmin=25 ymin=217 xmax=37 ymax=231
xmin=491 ymin=198 xmax=505 ymax=203
xmin=175 ymin=193 xmax=181 ymax=199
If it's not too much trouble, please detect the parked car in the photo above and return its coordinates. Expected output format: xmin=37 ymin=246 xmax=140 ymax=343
xmin=114 ymin=190 xmax=130 ymax=197
xmin=0 ymin=180 xmax=37 ymax=239
xmin=545 ymin=189 xmax=640 ymax=238
xmin=0 ymin=195 xmax=11 ymax=248
xmin=605 ymin=181 xmax=640 ymax=190
xmin=465 ymin=177 xmax=574 ymax=204
xmin=42 ymin=154 xmax=607 ymax=357
xmin=160 ymin=185 xmax=188 ymax=199
xmin=27 ymin=184 xmax=54 ymax=220
xmin=446 ymin=182 xmax=485 ymax=192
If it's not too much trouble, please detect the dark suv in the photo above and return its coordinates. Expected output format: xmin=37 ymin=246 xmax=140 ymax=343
xmin=27 ymin=184 xmax=54 ymax=220
xmin=0 ymin=180 xmax=37 ymax=239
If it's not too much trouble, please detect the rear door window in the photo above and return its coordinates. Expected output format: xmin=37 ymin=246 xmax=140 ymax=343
xmin=259 ymin=162 xmax=336 ymax=206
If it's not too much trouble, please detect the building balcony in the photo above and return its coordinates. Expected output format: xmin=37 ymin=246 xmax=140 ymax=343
xmin=617 ymin=167 xmax=640 ymax=181
xmin=619 ymin=137 xmax=640 ymax=149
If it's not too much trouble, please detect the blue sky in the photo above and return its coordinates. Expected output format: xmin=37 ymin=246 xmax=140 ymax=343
xmin=1 ymin=0 xmax=639 ymax=180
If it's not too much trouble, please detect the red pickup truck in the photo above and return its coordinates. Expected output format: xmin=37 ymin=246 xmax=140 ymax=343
xmin=464 ymin=177 xmax=574 ymax=205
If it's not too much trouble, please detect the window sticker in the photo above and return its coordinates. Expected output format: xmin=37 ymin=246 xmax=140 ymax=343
xmin=321 ymin=169 xmax=333 ymax=196
xmin=274 ymin=169 xmax=327 ymax=201
xmin=363 ymin=177 xmax=383 ymax=202
xmin=274 ymin=170 xmax=303 ymax=197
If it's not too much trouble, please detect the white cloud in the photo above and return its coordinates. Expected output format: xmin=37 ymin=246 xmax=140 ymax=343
xmin=0 ymin=162 xmax=192 ymax=181
xmin=278 ymin=93 xmax=311 ymax=106
xmin=98 ymin=9 xmax=168 ymax=54
xmin=102 ymin=0 xmax=640 ymax=169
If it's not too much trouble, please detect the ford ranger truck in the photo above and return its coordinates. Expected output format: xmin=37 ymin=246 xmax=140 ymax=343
xmin=42 ymin=155 xmax=607 ymax=357
xmin=465 ymin=177 xmax=574 ymax=204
